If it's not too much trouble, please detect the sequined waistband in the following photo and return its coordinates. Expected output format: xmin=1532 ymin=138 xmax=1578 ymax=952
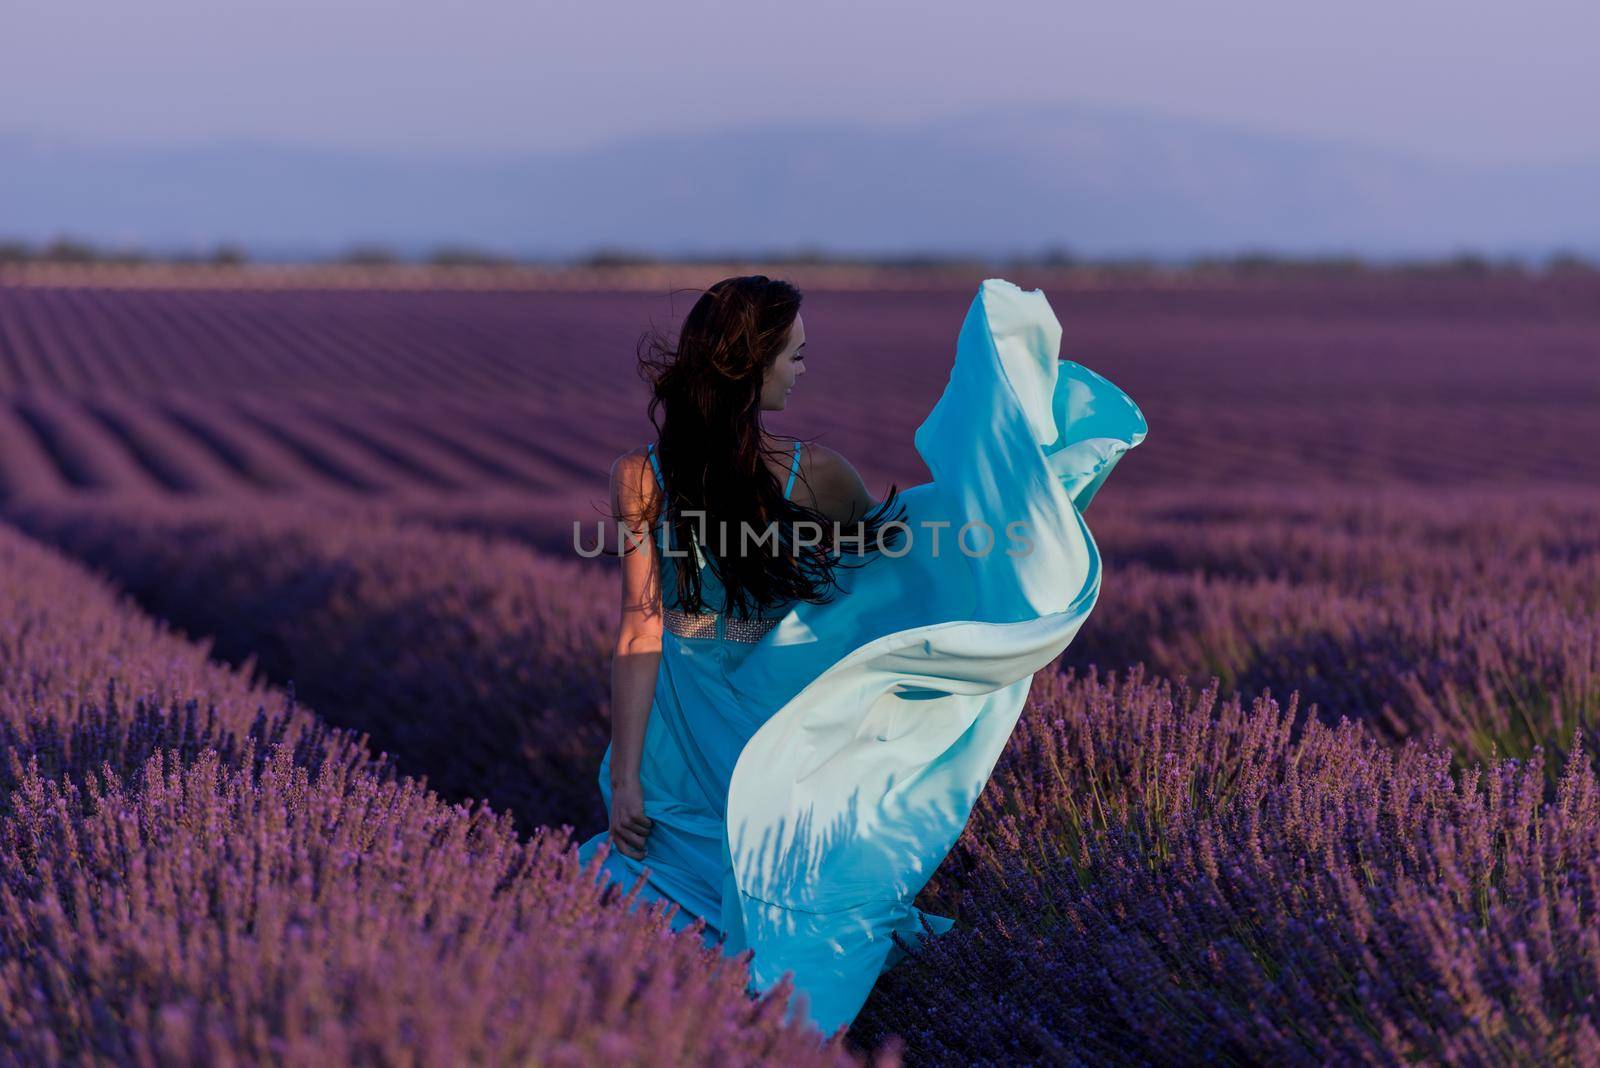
xmin=664 ymin=607 xmax=780 ymax=643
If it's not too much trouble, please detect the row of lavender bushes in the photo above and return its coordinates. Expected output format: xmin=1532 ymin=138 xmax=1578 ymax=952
xmin=31 ymin=482 xmax=1580 ymax=799
xmin=1085 ymin=484 xmax=1600 ymax=610
xmin=0 ymin=516 xmax=345 ymax=786
xmin=367 ymin=481 xmax=1600 ymax=1061
xmin=7 ymin=487 xmax=1600 ymax=1062
xmin=319 ymin=484 xmax=1600 ymax=786
xmin=363 ymin=483 xmax=1600 ymax=614
xmin=1066 ymin=485 xmax=1600 ymax=789
xmin=4 ymin=497 xmax=620 ymax=835
xmin=1069 ymin=566 xmax=1599 ymax=786
xmin=853 ymin=665 xmax=1600 ymax=1064
xmin=200 ymin=482 xmax=1600 ymax=790
xmin=0 ymin=522 xmax=879 ymax=1066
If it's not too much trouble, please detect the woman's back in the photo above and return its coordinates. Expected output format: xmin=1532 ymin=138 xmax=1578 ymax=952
xmin=645 ymin=438 xmax=803 ymax=645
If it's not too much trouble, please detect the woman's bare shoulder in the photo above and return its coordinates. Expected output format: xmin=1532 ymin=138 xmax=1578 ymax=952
xmin=796 ymin=443 xmax=876 ymax=521
xmin=610 ymin=446 xmax=661 ymax=518
xmin=610 ymin=446 xmax=654 ymax=485
xmin=803 ymin=441 xmax=866 ymax=475
xmin=613 ymin=443 xmax=651 ymax=468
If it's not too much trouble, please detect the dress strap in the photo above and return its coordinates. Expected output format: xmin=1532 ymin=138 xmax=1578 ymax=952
xmin=645 ymin=441 xmax=665 ymax=490
xmin=784 ymin=441 xmax=801 ymax=501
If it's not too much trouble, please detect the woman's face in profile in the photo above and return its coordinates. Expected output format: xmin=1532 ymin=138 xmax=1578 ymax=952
xmin=760 ymin=313 xmax=807 ymax=411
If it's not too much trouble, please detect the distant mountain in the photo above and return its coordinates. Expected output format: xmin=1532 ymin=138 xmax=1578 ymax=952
xmin=2 ymin=100 xmax=1596 ymax=259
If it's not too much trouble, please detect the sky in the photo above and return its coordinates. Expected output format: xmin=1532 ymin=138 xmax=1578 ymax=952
xmin=3 ymin=0 xmax=1597 ymax=168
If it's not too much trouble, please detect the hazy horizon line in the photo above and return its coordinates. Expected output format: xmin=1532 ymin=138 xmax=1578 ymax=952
xmin=6 ymin=95 xmax=1600 ymax=173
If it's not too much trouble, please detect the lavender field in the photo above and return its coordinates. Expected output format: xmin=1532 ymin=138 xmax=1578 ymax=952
xmin=1 ymin=267 xmax=1597 ymax=1065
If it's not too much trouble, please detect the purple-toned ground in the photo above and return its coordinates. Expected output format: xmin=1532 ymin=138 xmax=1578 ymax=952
xmin=1 ymin=271 xmax=1597 ymax=1065
xmin=0 ymin=274 xmax=1594 ymax=515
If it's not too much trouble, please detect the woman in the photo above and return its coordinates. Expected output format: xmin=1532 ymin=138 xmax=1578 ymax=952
xmin=578 ymin=274 xmax=1147 ymax=1034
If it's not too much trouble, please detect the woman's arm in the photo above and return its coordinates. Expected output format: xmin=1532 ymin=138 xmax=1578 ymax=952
xmin=607 ymin=449 xmax=663 ymax=860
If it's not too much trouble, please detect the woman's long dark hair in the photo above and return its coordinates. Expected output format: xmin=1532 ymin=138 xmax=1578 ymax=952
xmin=630 ymin=274 xmax=908 ymax=619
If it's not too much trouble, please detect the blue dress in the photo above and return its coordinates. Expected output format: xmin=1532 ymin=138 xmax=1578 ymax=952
xmin=577 ymin=277 xmax=1148 ymax=1033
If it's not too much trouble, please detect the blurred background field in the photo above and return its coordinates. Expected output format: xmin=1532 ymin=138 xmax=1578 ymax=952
xmin=0 ymin=263 xmax=1595 ymax=515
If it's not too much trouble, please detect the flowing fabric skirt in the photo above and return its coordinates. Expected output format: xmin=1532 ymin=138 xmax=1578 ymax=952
xmin=578 ymin=277 xmax=1148 ymax=1033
